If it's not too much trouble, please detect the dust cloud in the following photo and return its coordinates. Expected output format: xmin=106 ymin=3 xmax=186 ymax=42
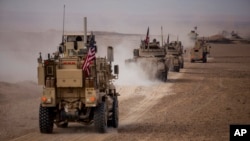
xmin=113 ymin=39 xmax=160 ymax=86
xmin=0 ymin=31 xmax=159 ymax=85
xmin=1 ymin=22 xmax=249 ymax=83
xmin=96 ymin=34 xmax=160 ymax=86
xmin=0 ymin=31 xmax=61 ymax=82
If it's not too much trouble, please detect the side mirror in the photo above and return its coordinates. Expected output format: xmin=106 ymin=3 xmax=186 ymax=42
xmin=107 ymin=46 xmax=114 ymax=62
xmin=114 ymin=65 xmax=119 ymax=75
xmin=74 ymin=41 xmax=78 ymax=50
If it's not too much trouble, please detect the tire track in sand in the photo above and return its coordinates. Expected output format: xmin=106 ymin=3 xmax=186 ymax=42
xmin=121 ymin=72 xmax=183 ymax=125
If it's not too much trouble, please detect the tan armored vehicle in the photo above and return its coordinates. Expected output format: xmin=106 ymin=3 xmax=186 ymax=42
xmin=37 ymin=18 xmax=119 ymax=133
xmin=126 ymin=37 xmax=169 ymax=82
xmin=190 ymin=39 xmax=211 ymax=63
xmin=165 ymin=41 xmax=184 ymax=72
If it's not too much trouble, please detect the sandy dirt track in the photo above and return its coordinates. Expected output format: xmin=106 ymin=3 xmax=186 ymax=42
xmin=1 ymin=43 xmax=250 ymax=141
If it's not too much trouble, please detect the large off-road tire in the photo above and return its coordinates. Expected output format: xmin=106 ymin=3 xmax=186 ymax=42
xmin=112 ymin=96 xmax=119 ymax=128
xmin=94 ymin=102 xmax=107 ymax=133
xmin=174 ymin=66 xmax=180 ymax=72
xmin=161 ymin=71 xmax=168 ymax=82
xmin=203 ymin=57 xmax=207 ymax=63
xmin=39 ymin=105 xmax=54 ymax=133
xmin=203 ymin=53 xmax=207 ymax=63
xmin=180 ymin=63 xmax=184 ymax=69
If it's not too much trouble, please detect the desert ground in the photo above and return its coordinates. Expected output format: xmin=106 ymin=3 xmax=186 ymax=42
xmin=0 ymin=33 xmax=250 ymax=141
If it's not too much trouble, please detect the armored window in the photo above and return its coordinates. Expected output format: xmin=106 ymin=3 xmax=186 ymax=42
xmin=76 ymin=36 xmax=82 ymax=41
xmin=67 ymin=36 xmax=76 ymax=42
xmin=47 ymin=66 xmax=53 ymax=75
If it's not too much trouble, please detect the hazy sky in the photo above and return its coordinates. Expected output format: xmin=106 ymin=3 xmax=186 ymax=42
xmin=0 ymin=0 xmax=250 ymax=34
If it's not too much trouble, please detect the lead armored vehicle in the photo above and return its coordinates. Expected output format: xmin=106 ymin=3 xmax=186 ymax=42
xmin=37 ymin=18 xmax=119 ymax=133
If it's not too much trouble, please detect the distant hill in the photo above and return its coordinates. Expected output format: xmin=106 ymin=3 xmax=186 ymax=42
xmin=197 ymin=34 xmax=250 ymax=44
xmin=93 ymin=31 xmax=142 ymax=36
xmin=207 ymin=34 xmax=232 ymax=44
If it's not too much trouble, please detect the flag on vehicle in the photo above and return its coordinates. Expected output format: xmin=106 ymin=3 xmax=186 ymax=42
xmin=82 ymin=35 xmax=96 ymax=76
xmin=145 ymin=27 xmax=149 ymax=45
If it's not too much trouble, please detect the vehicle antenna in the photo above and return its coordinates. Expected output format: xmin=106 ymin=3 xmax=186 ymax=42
xmin=161 ymin=26 xmax=163 ymax=47
xmin=62 ymin=5 xmax=65 ymax=44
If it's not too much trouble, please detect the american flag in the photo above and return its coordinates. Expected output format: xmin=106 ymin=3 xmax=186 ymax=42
xmin=82 ymin=35 xmax=96 ymax=76
xmin=145 ymin=27 xmax=149 ymax=45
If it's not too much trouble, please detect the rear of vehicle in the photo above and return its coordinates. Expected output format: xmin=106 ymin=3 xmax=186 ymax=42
xmin=190 ymin=40 xmax=208 ymax=63
xmin=190 ymin=48 xmax=206 ymax=63
xmin=37 ymin=33 xmax=119 ymax=134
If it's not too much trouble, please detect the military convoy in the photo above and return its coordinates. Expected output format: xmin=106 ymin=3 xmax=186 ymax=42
xmin=36 ymin=15 xmax=213 ymax=134
xmin=37 ymin=17 xmax=119 ymax=133
xmin=125 ymin=31 xmax=170 ymax=82
xmin=125 ymin=28 xmax=187 ymax=82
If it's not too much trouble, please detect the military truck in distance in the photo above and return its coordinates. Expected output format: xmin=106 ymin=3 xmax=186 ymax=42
xmin=165 ymin=41 xmax=184 ymax=72
xmin=188 ymin=26 xmax=199 ymax=41
xmin=190 ymin=39 xmax=211 ymax=63
xmin=125 ymin=38 xmax=169 ymax=82
xmin=37 ymin=18 xmax=119 ymax=133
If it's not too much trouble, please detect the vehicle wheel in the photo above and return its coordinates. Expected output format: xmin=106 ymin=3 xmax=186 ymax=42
xmin=203 ymin=57 xmax=207 ymax=63
xmin=94 ymin=102 xmax=107 ymax=133
xmin=161 ymin=71 xmax=168 ymax=82
xmin=203 ymin=54 xmax=207 ymax=63
xmin=112 ymin=96 xmax=119 ymax=128
xmin=177 ymin=66 xmax=180 ymax=72
xmin=39 ymin=104 xmax=54 ymax=133
xmin=174 ymin=66 xmax=180 ymax=72
xmin=181 ymin=63 xmax=184 ymax=68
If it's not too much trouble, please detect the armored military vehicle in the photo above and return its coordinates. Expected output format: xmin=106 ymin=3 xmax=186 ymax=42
xmin=188 ymin=26 xmax=199 ymax=41
xmin=165 ymin=41 xmax=184 ymax=72
xmin=231 ymin=31 xmax=242 ymax=39
xmin=125 ymin=31 xmax=169 ymax=82
xmin=37 ymin=17 xmax=119 ymax=133
xmin=190 ymin=39 xmax=211 ymax=63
